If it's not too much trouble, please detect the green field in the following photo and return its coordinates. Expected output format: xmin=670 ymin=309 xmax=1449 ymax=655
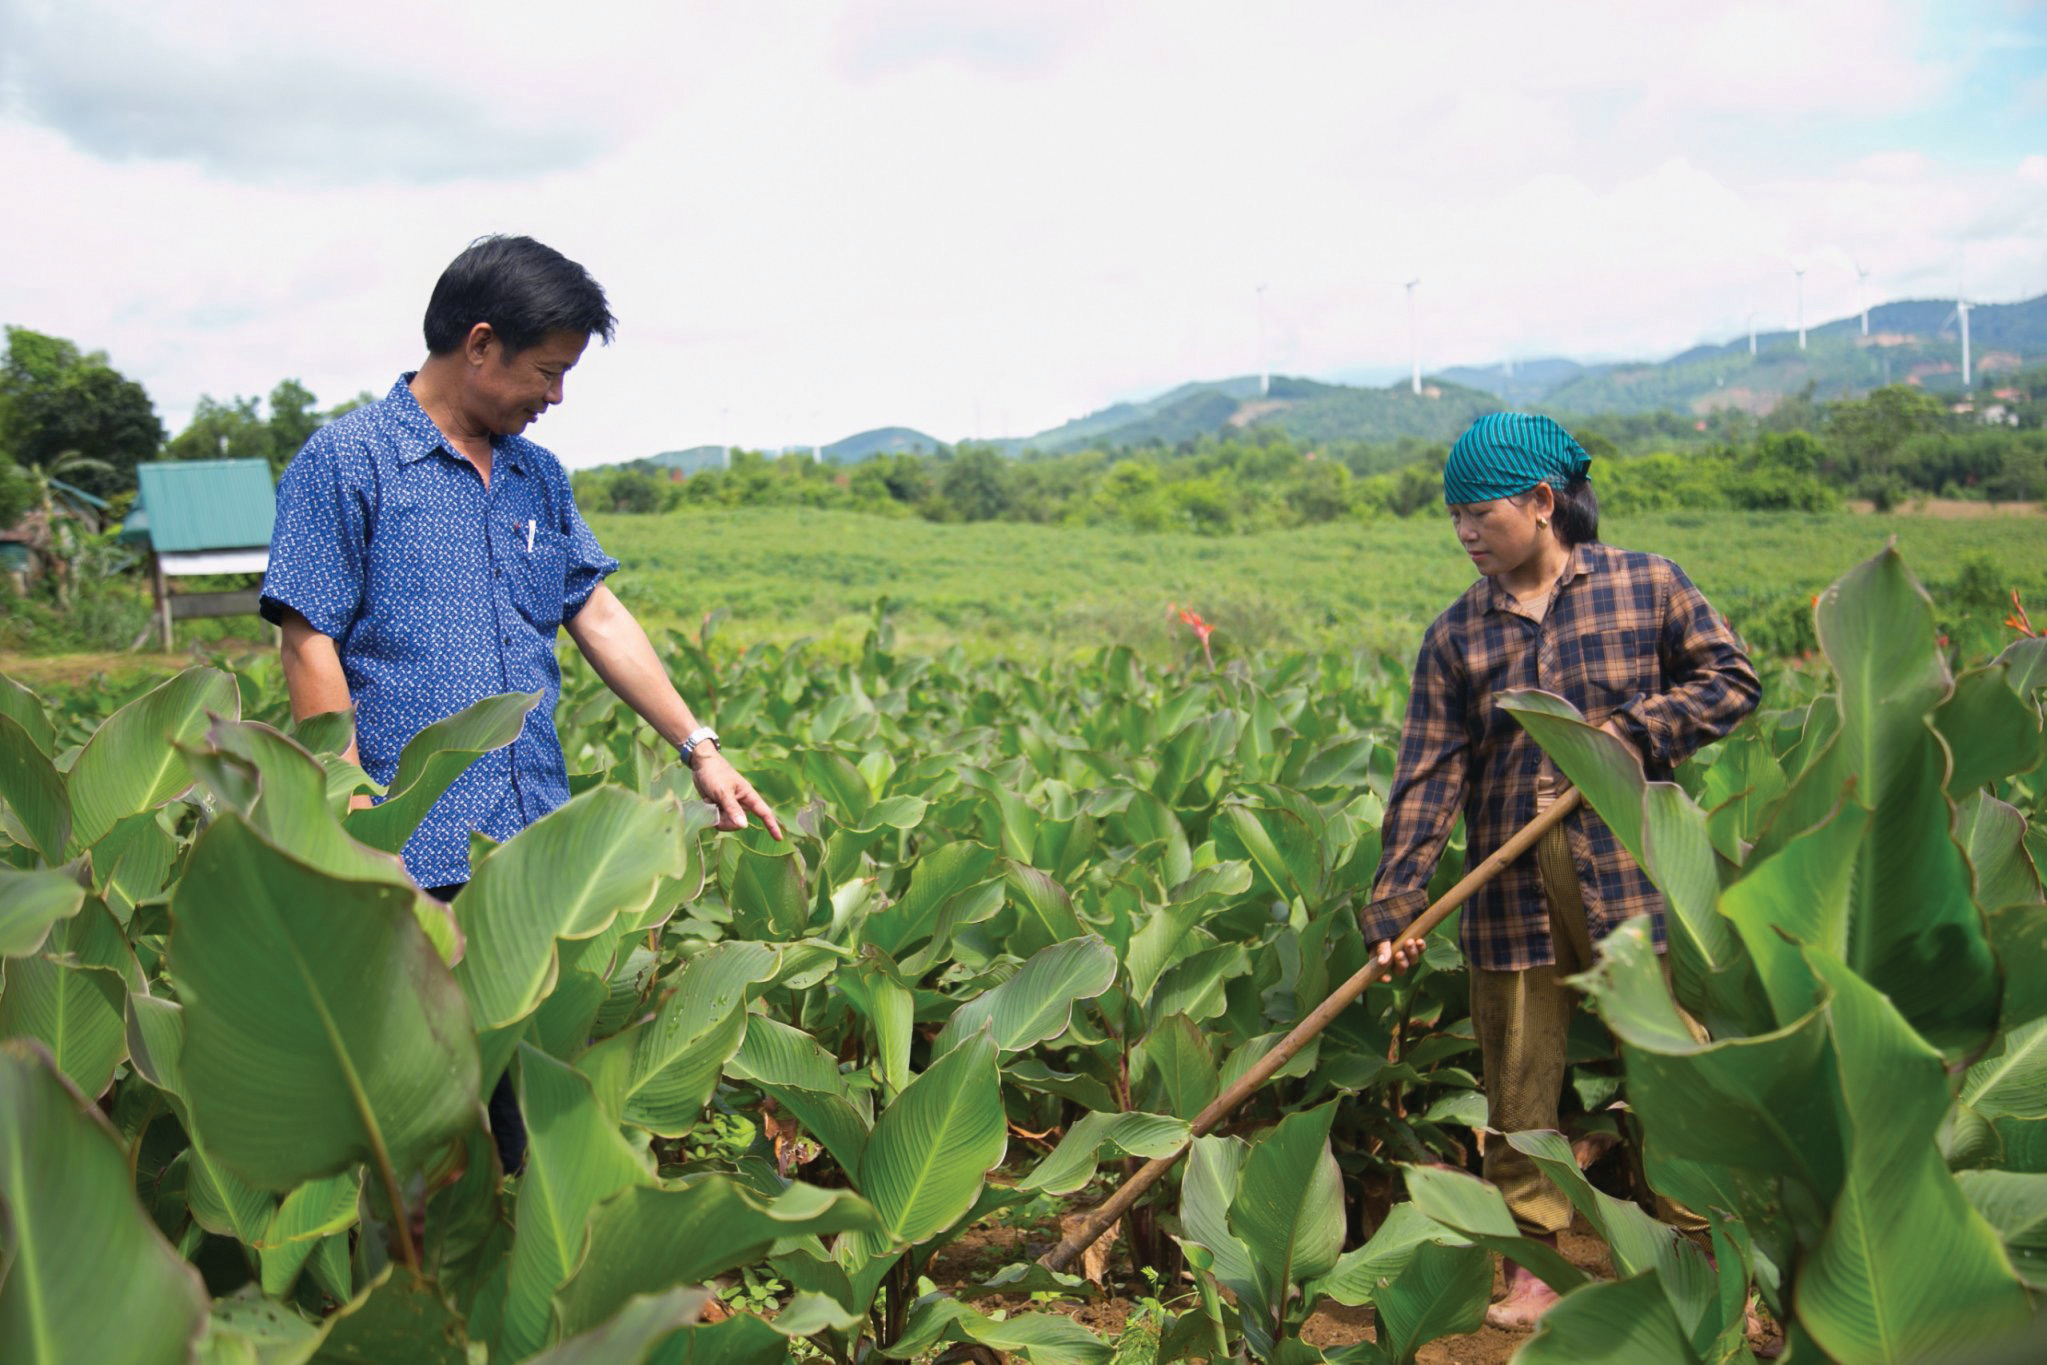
xmin=594 ymin=505 xmax=2047 ymax=662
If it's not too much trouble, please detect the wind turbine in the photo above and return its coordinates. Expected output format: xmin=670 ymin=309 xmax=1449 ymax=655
xmin=1746 ymin=311 xmax=1759 ymax=357
xmin=1794 ymin=267 xmax=1807 ymax=351
xmin=1949 ymin=296 xmax=1973 ymax=390
xmin=1405 ymin=278 xmax=1422 ymax=395
xmin=1855 ymin=262 xmax=1872 ymax=336
xmin=1256 ymin=284 xmax=1269 ymax=397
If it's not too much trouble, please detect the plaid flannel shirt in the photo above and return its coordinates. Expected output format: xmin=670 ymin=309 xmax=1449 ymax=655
xmin=1360 ymin=541 xmax=1759 ymax=971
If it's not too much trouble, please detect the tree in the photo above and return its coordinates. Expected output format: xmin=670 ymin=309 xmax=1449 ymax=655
xmin=0 ymin=327 xmax=165 ymax=499
xmin=167 ymin=395 xmax=277 ymax=466
xmin=936 ymin=446 xmax=1011 ymax=522
xmin=1823 ymin=384 xmax=1948 ymax=481
xmin=268 ymin=379 xmax=323 ymax=464
xmin=0 ymin=451 xmax=30 ymax=530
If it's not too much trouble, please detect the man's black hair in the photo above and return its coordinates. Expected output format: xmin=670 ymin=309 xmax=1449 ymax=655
xmin=423 ymin=235 xmax=617 ymax=356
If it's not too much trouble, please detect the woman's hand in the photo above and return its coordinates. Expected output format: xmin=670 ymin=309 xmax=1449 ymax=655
xmin=691 ymin=748 xmax=784 ymax=839
xmin=1372 ymin=935 xmax=1427 ymax=974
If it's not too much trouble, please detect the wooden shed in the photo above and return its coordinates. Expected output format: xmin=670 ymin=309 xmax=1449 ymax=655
xmin=120 ymin=459 xmax=276 ymax=648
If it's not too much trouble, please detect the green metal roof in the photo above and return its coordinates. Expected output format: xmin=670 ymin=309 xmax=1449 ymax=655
xmin=131 ymin=460 xmax=276 ymax=553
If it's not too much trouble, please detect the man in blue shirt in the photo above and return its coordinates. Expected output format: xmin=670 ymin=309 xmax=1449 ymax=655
xmin=260 ymin=235 xmax=779 ymax=1168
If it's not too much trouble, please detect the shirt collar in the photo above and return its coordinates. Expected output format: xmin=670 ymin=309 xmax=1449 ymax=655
xmin=1484 ymin=541 xmax=1596 ymax=615
xmin=387 ymin=373 xmax=527 ymax=474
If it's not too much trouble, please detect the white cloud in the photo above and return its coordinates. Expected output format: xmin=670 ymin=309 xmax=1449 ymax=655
xmin=0 ymin=0 xmax=2040 ymax=463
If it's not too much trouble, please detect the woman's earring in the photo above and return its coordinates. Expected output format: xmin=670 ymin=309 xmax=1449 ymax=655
xmin=1537 ymin=517 xmax=1549 ymax=529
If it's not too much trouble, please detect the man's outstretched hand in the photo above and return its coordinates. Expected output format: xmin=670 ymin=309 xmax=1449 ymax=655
xmin=691 ymin=748 xmax=784 ymax=839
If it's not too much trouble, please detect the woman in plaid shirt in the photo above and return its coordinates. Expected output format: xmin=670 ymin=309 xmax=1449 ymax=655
xmin=1360 ymin=413 xmax=1759 ymax=1329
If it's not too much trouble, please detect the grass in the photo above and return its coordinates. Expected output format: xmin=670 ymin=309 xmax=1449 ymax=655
xmin=8 ymin=505 xmax=2042 ymax=682
xmin=590 ymin=505 xmax=2047 ymax=661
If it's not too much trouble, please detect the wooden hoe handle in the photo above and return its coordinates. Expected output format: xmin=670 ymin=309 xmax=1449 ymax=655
xmin=1036 ymin=786 xmax=1586 ymax=1274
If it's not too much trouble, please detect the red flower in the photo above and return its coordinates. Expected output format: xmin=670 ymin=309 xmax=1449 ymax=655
xmin=2007 ymin=589 xmax=2037 ymax=638
xmin=1170 ymin=603 xmax=1217 ymax=668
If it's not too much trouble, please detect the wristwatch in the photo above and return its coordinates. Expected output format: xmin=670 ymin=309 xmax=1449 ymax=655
xmin=678 ymin=726 xmax=721 ymax=768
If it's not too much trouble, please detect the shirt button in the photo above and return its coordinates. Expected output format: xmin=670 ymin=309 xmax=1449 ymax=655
xmin=502 ymin=634 xmax=511 ymax=645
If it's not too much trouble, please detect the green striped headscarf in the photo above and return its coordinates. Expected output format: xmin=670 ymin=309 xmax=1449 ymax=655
xmin=1443 ymin=413 xmax=1591 ymax=505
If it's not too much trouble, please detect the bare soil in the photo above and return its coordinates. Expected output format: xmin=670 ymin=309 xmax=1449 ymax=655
xmin=1845 ymin=497 xmax=2041 ymax=518
xmin=930 ymin=1212 xmax=1782 ymax=1363
xmin=0 ymin=650 xmax=188 ymax=689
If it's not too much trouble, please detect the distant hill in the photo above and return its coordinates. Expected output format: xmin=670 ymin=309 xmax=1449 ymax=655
xmin=1012 ymin=373 xmax=1499 ymax=453
xmin=822 ymin=427 xmax=942 ymax=463
xmin=635 ymin=445 xmax=728 ymax=475
xmin=1437 ymin=358 xmax=1602 ymax=408
xmin=608 ymin=291 xmax=2043 ymax=470
xmin=1016 ymin=377 xmax=1266 ymax=452
xmin=1533 ymin=295 xmax=2046 ymax=416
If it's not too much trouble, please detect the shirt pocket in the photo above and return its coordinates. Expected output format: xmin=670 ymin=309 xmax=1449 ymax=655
xmin=514 ymin=525 xmax=570 ymax=628
xmin=1577 ymin=625 xmax=1662 ymax=705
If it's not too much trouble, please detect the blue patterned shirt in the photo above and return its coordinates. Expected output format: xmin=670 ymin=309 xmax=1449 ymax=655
xmin=260 ymin=375 xmax=619 ymax=887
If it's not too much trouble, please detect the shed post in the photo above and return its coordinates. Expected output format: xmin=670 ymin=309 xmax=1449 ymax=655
xmin=153 ymin=552 xmax=173 ymax=651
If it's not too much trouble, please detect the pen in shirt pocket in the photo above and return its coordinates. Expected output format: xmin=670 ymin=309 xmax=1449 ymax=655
xmin=525 ymin=519 xmax=535 ymax=553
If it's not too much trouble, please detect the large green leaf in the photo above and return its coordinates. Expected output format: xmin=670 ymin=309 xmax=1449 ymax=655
xmin=1516 ymin=1271 xmax=1704 ymax=1365
xmin=932 ymin=934 xmax=1116 ymax=1056
xmin=1178 ymin=1135 xmax=1258 ymax=1309
xmin=839 ymin=958 xmax=914 ymax=1093
xmin=1124 ymin=863 xmax=1252 ymax=1006
xmin=525 ymin=1288 xmax=709 ymax=1365
xmin=187 ymin=720 xmax=456 ymax=962
xmin=65 ymin=667 xmax=238 ymax=850
xmin=1963 ymin=1017 xmax=2047 ymax=1121
xmin=457 ymin=786 xmax=687 ymax=1030
xmin=310 ymin=1264 xmax=468 ymax=1364
xmin=640 ymin=1314 xmax=792 ymax=1365
xmin=863 ymin=840 xmax=1000 ymax=958
xmin=1509 ymin=1130 xmax=1719 ymax=1351
xmin=1368 ymin=1238 xmax=1491 ymax=1365
xmin=0 ymin=866 xmax=85 ymax=958
xmin=1309 ymin=1201 xmax=1471 ymax=1306
xmin=577 ymin=941 xmax=779 ymax=1135
xmin=1955 ymin=1170 xmax=2047 ymax=1290
xmin=725 ymin=1017 xmax=872 ymax=1175
xmin=1576 ymin=918 xmax=1847 ymax=1203
xmin=344 ymin=691 xmax=539 ymax=853
xmin=1957 ymin=791 xmax=2041 ymax=915
xmin=0 ymin=1039 xmax=207 ymax=1365
xmin=1814 ymin=548 xmax=2001 ymax=1056
xmin=551 ymin=1181 xmax=881 ymax=1341
xmin=500 ymin=1045 xmax=650 ymax=1361
xmin=1718 ymin=797 xmax=1868 ymax=1027
xmin=0 ymin=898 xmax=133 ymax=1096
xmin=1496 ymin=691 xmax=1755 ymax=1026
xmin=1130 ymin=1013 xmax=1220 ymax=1120
xmin=1228 ymin=1102 xmax=1346 ymax=1328
xmin=88 ymin=810 xmax=177 ymax=923
xmin=717 ymin=824 xmax=809 ymax=940
xmin=1797 ymin=952 xmax=2030 ymax=1363
xmin=858 ymin=1026 xmax=1007 ymax=1245
xmin=1018 ymin=1110 xmax=1190 ymax=1195
xmin=1938 ymin=661 xmax=2044 ymax=797
xmin=1398 ymin=1164 xmax=1588 ymax=1294
xmin=882 ymin=1297 xmax=1112 ymax=1362
xmin=169 ymin=814 xmax=479 ymax=1190
xmin=1004 ymin=861 xmax=1084 ymax=956
xmin=1214 ymin=800 xmax=1323 ymax=904
xmin=0 ymin=713 xmax=68 ymax=861
xmin=0 ymin=671 xmax=55 ymax=757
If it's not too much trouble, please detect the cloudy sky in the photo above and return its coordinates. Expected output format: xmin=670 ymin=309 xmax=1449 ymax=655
xmin=2 ymin=0 xmax=2043 ymax=464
